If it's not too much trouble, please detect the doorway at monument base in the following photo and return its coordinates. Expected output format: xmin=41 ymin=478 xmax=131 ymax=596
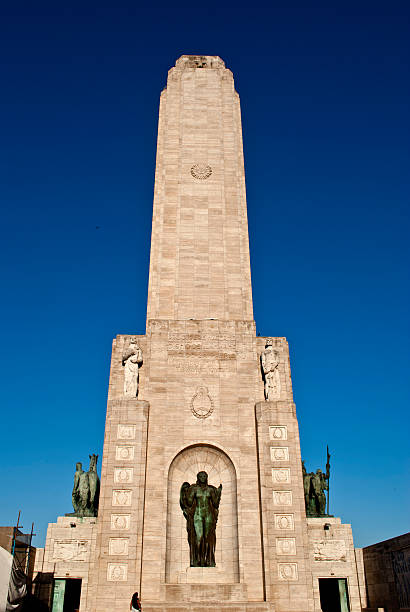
xmin=32 ymin=516 xmax=97 ymax=611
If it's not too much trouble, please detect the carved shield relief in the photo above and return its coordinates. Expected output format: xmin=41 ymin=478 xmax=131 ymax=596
xmin=190 ymin=386 xmax=214 ymax=419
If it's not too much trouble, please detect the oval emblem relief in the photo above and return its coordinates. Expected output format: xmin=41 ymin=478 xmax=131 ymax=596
xmin=191 ymin=386 xmax=214 ymax=419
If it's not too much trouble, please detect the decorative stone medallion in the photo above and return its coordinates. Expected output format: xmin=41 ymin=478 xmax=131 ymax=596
xmin=110 ymin=514 xmax=131 ymax=531
xmin=109 ymin=538 xmax=129 ymax=556
xmin=115 ymin=446 xmax=134 ymax=461
xmin=274 ymin=514 xmax=294 ymax=530
xmin=114 ymin=468 xmax=134 ymax=484
xmin=191 ymin=386 xmax=214 ymax=419
xmin=273 ymin=490 xmax=293 ymax=506
xmin=112 ymin=490 xmax=132 ymax=506
xmin=272 ymin=468 xmax=291 ymax=484
xmin=190 ymin=164 xmax=212 ymax=180
xmin=269 ymin=426 xmax=288 ymax=441
xmin=107 ymin=563 xmax=127 ymax=581
xmin=270 ymin=447 xmax=289 ymax=462
xmin=276 ymin=538 xmax=296 ymax=555
xmin=117 ymin=424 xmax=136 ymax=440
xmin=278 ymin=562 xmax=298 ymax=581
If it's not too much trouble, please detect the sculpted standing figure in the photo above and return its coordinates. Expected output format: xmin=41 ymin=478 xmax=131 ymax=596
xmin=261 ymin=340 xmax=281 ymax=400
xmin=70 ymin=455 xmax=100 ymax=517
xmin=301 ymin=448 xmax=331 ymax=517
xmin=122 ymin=338 xmax=143 ymax=398
xmin=72 ymin=462 xmax=90 ymax=516
xmin=180 ymin=471 xmax=222 ymax=567
xmin=88 ymin=453 xmax=100 ymax=516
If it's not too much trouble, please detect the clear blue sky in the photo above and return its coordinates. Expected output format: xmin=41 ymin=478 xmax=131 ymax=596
xmin=1 ymin=1 xmax=409 ymax=548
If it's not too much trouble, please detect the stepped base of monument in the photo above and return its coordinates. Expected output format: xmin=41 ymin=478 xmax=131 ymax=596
xmin=143 ymin=585 xmax=274 ymax=611
xmin=142 ymin=604 xmax=274 ymax=611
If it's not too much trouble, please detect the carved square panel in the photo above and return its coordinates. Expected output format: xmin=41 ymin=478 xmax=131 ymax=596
xmin=273 ymin=490 xmax=293 ymax=506
xmin=274 ymin=514 xmax=294 ymax=530
xmin=107 ymin=563 xmax=128 ymax=581
xmin=115 ymin=445 xmax=134 ymax=461
xmin=112 ymin=490 xmax=132 ymax=506
xmin=110 ymin=514 xmax=131 ymax=531
xmin=109 ymin=538 xmax=129 ymax=556
xmin=53 ymin=540 xmax=88 ymax=561
xmin=276 ymin=538 xmax=296 ymax=555
xmin=272 ymin=468 xmax=291 ymax=484
xmin=114 ymin=467 xmax=134 ymax=484
xmin=313 ymin=539 xmax=347 ymax=561
xmin=278 ymin=562 xmax=298 ymax=581
xmin=269 ymin=426 xmax=288 ymax=441
xmin=270 ymin=447 xmax=289 ymax=462
xmin=117 ymin=424 xmax=136 ymax=440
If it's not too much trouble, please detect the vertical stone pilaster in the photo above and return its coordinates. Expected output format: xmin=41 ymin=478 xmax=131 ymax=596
xmin=256 ymin=401 xmax=315 ymax=612
xmin=87 ymin=399 xmax=149 ymax=612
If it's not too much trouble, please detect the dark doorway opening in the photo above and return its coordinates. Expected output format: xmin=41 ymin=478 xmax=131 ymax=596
xmin=319 ymin=578 xmax=350 ymax=612
xmin=51 ymin=578 xmax=82 ymax=612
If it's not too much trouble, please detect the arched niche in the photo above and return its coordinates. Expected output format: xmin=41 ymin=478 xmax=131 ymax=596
xmin=165 ymin=444 xmax=239 ymax=584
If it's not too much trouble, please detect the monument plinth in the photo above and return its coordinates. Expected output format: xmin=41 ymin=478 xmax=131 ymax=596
xmin=35 ymin=55 xmax=365 ymax=612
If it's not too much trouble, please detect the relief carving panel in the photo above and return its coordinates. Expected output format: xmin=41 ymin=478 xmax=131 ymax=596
xmin=272 ymin=468 xmax=291 ymax=484
xmin=269 ymin=426 xmax=288 ymax=441
xmin=53 ymin=540 xmax=88 ymax=561
xmin=115 ymin=446 xmax=135 ymax=461
xmin=274 ymin=514 xmax=294 ymax=530
xmin=313 ymin=539 xmax=347 ymax=561
xmin=270 ymin=447 xmax=289 ymax=462
xmin=112 ymin=490 xmax=132 ymax=506
xmin=276 ymin=538 xmax=296 ymax=555
xmin=278 ymin=562 xmax=298 ymax=581
xmin=109 ymin=538 xmax=129 ymax=556
xmin=107 ymin=563 xmax=128 ymax=581
xmin=273 ymin=490 xmax=293 ymax=506
xmin=117 ymin=425 xmax=136 ymax=440
xmin=110 ymin=514 xmax=131 ymax=531
xmin=114 ymin=468 xmax=134 ymax=484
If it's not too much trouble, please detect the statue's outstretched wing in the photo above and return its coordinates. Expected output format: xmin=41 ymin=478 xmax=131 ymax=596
xmin=179 ymin=482 xmax=191 ymax=520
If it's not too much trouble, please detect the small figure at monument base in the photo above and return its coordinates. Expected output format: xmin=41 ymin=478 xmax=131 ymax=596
xmin=180 ymin=471 xmax=222 ymax=567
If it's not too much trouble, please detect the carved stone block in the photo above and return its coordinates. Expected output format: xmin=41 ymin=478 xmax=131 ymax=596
xmin=114 ymin=467 xmax=134 ymax=484
xmin=278 ymin=562 xmax=298 ymax=580
xmin=109 ymin=538 xmax=129 ymax=556
xmin=274 ymin=514 xmax=294 ymax=530
xmin=313 ymin=539 xmax=347 ymax=561
xmin=107 ymin=563 xmax=128 ymax=581
xmin=273 ymin=490 xmax=293 ymax=506
xmin=269 ymin=426 xmax=288 ymax=441
xmin=276 ymin=538 xmax=296 ymax=555
xmin=272 ymin=468 xmax=291 ymax=484
xmin=270 ymin=447 xmax=289 ymax=462
xmin=112 ymin=490 xmax=132 ymax=506
xmin=117 ymin=424 xmax=136 ymax=440
xmin=53 ymin=540 xmax=88 ymax=561
xmin=115 ymin=445 xmax=134 ymax=461
xmin=110 ymin=514 xmax=131 ymax=531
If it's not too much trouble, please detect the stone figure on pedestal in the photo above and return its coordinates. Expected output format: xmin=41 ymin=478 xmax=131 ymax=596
xmin=261 ymin=341 xmax=281 ymax=400
xmin=69 ymin=454 xmax=100 ymax=517
xmin=122 ymin=338 xmax=143 ymax=398
xmin=180 ymin=471 xmax=222 ymax=567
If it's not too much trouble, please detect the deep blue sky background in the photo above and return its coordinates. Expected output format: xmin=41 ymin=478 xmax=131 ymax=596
xmin=1 ymin=1 xmax=409 ymax=548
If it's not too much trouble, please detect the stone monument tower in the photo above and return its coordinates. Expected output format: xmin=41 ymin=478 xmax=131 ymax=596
xmin=37 ymin=56 xmax=365 ymax=612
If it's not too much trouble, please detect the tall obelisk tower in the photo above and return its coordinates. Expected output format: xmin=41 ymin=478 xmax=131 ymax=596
xmin=87 ymin=56 xmax=314 ymax=612
xmin=147 ymin=55 xmax=253 ymax=323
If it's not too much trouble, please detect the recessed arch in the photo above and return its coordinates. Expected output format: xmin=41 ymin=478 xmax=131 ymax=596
xmin=165 ymin=443 xmax=239 ymax=583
